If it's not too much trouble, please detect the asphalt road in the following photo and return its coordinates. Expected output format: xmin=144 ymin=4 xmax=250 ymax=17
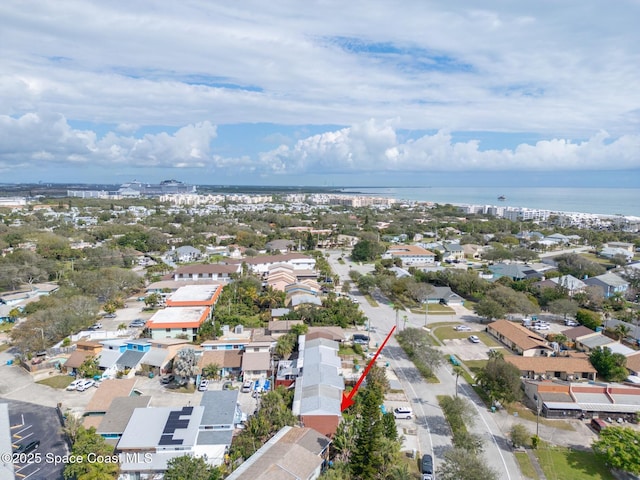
xmin=326 ymin=250 xmax=523 ymax=480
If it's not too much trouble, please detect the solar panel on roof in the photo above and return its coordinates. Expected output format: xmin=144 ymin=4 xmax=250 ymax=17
xmin=159 ymin=435 xmax=184 ymax=445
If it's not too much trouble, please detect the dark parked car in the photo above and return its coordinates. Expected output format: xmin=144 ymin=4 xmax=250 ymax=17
xmin=14 ymin=440 xmax=40 ymax=454
xmin=161 ymin=374 xmax=175 ymax=384
xmin=129 ymin=319 xmax=146 ymax=328
xmin=421 ymin=454 xmax=433 ymax=480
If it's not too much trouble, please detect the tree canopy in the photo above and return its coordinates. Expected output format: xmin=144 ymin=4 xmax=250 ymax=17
xmin=589 ymin=347 xmax=628 ymax=382
xmin=593 ymin=426 xmax=640 ymax=474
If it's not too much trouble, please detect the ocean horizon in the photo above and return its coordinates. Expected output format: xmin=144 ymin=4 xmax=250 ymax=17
xmin=340 ymin=187 xmax=640 ymax=217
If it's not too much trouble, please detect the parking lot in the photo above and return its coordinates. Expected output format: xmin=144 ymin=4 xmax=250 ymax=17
xmin=3 ymin=399 xmax=67 ymax=480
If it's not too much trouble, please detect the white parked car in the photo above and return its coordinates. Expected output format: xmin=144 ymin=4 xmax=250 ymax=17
xmin=565 ymin=320 xmax=579 ymax=326
xmin=77 ymin=379 xmax=95 ymax=391
xmin=393 ymin=407 xmax=413 ymax=419
xmin=454 ymin=325 xmax=472 ymax=332
xmin=468 ymin=335 xmax=480 ymax=343
xmin=532 ymin=324 xmax=550 ymax=330
xmin=66 ymin=379 xmax=83 ymax=391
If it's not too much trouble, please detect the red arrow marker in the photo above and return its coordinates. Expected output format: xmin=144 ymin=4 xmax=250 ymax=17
xmin=341 ymin=325 xmax=396 ymax=412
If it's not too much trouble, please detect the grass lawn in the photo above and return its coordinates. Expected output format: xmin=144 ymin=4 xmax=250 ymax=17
xmin=476 ymin=331 xmax=502 ymax=347
xmin=464 ymin=359 xmax=488 ymax=376
xmin=514 ymin=451 xmax=539 ymax=479
xmin=37 ymin=375 xmax=74 ymax=389
xmin=0 ymin=322 xmax=14 ymax=333
xmin=535 ymin=446 xmax=615 ymax=480
xmin=410 ymin=304 xmax=455 ymax=316
xmin=339 ymin=345 xmax=359 ymax=356
xmin=364 ymin=295 xmax=379 ymax=307
xmin=430 ymin=324 xmax=465 ymax=342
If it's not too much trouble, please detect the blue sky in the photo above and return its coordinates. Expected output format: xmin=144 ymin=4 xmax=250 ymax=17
xmin=0 ymin=1 xmax=639 ymax=187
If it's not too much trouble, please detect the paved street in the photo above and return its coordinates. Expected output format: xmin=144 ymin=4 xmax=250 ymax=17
xmin=327 ymin=251 xmax=523 ymax=480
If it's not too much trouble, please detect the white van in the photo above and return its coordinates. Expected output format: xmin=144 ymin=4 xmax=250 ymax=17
xmin=393 ymin=407 xmax=413 ymax=419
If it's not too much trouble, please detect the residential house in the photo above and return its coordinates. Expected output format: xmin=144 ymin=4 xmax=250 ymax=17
xmin=140 ymin=339 xmax=190 ymax=376
xmin=550 ymin=275 xmax=587 ymax=296
xmin=146 ymin=306 xmax=211 ymax=342
xmin=198 ymin=350 xmax=243 ymax=379
xmin=606 ymin=242 xmax=635 ymax=252
xmin=226 ymin=253 xmax=316 ymax=276
xmin=599 ymin=247 xmax=634 ymax=262
xmin=117 ymin=405 xmax=206 ymax=477
xmin=381 ymin=244 xmax=436 ymax=267
xmin=195 ymin=390 xmax=244 ymax=465
xmin=96 ymin=396 xmax=152 ymax=444
xmin=424 ymin=285 xmax=464 ymax=306
xmin=172 ymin=264 xmax=241 ymax=283
xmin=201 ymin=325 xmax=252 ymax=352
xmin=171 ymin=245 xmax=202 ymax=263
xmin=292 ymin=336 xmax=344 ymax=437
xmin=83 ymin=378 xmax=140 ymax=430
xmin=165 ymin=284 xmax=222 ymax=308
xmin=265 ymin=239 xmax=296 ymax=253
xmin=562 ymin=325 xmax=596 ymax=344
xmin=487 ymin=320 xmax=552 ymax=357
xmin=545 ymin=233 xmax=572 ymax=245
xmin=227 ymin=426 xmax=331 ymax=480
xmin=242 ymin=341 xmax=272 ymax=380
xmin=268 ymin=319 xmax=304 ymax=336
xmin=584 ymin=271 xmax=629 ymax=298
xmin=462 ymin=243 xmax=485 ymax=259
xmin=443 ymin=242 xmax=465 ymax=262
xmin=488 ymin=263 xmax=544 ymax=281
xmin=505 ymin=356 xmax=596 ymax=381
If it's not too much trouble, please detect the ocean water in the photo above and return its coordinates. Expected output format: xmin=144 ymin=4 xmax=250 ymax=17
xmin=342 ymin=187 xmax=640 ymax=217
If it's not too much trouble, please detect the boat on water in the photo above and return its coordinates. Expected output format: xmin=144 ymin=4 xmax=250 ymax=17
xmin=498 ymin=195 xmax=506 ymax=201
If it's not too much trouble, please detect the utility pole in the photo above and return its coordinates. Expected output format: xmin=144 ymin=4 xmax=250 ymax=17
xmin=536 ymin=395 xmax=541 ymax=437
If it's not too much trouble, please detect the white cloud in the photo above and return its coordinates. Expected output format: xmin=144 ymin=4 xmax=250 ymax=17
xmin=0 ymin=113 xmax=218 ymax=170
xmin=260 ymin=120 xmax=640 ymax=174
xmin=0 ymin=1 xmax=639 ymax=181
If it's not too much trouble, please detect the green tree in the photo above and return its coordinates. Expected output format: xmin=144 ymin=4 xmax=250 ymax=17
xmin=548 ymin=298 xmax=579 ymax=320
xmin=173 ymin=348 xmax=199 ymax=382
xmin=351 ymin=240 xmax=384 ymax=262
xmin=475 ymin=356 xmax=522 ymax=405
xmin=589 ymin=347 xmax=628 ymax=382
xmin=593 ymin=426 xmax=640 ymax=474
xmin=164 ymin=455 xmax=223 ymax=480
xmin=201 ymin=363 xmax=221 ymax=381
xmin=474 ymin=298 xmax=506 ymax=323
xmin=350 ymin=381 xmax=386 ymax=478
xmin=356 ymin=274 xmax=377 ymax=295
xmin=144 ymin=292 xmax=161 ymax=308
xmin=274 ymin=333 xmax=295 ymax=359
xmin=614 ymin=323 xmax=631 ymax=341
xmin=576 ymin=308 xmax=602 ymax=330
xmin=77 ymin=356 xmax=101 ymax=379
xmin=453 ymin=366 xmax=465 ymax=397
xmin=63 ymin=426 xmax=119 ymax=479
xmin=510 ymin=424 xmax=531 ymax=448
xmin=437 ymin=447 xmax=498 ymax=480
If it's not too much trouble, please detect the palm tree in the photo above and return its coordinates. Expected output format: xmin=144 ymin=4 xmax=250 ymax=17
xmin=453 ymin=365 xmax=465 ymax=397
xmin=202 ymin=363 xmax=221 ymax=381
xmin=614 ymin=323 xmax=630 ymax=341
xmin=488 ymin=349 xmax=504 ymax=361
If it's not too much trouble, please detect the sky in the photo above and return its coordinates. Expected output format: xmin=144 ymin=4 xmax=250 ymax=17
xmin=1 ymin=1 xmax=640 ymax=187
